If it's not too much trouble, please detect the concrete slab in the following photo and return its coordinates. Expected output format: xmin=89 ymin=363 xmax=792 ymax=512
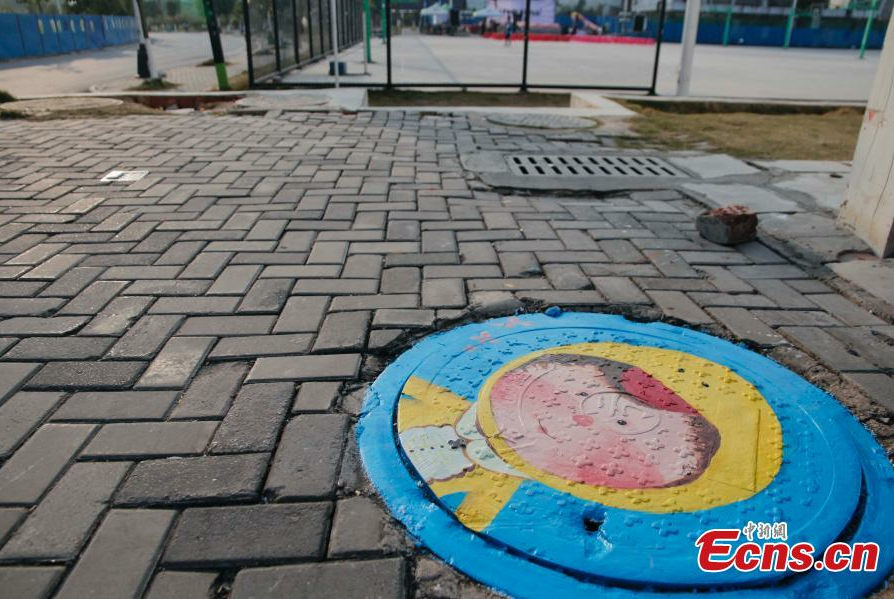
xmin=759 ymin=212 xmax=844 ymax=237
xmin=830 ymin=260 xmax=894 ymax=307
xmin=683 ymin=183 xmax=803 ymax=213
xmin=235 ymin=89 xmax=367 ymax=112
xmin=669 ymin=154 xmax=761 ymax=178
xmin=773 ymin=173 xmax=848 ymax=211
xmin=752 ymin=160 xmax=851 ymax=173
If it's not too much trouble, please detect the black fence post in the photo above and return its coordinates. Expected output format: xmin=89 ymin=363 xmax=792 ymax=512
xmin=649 ymin=0 xmax=667 ymax=95
xmin=272 ymin=0 xmax=282 ymax=72
xmin=521 ymin=0 xmax=531 ymax=91
xmin=385 ymin=0 xmax=392 ymax=88
xmin=291 ymin=0 xmax=301 ymax=64
xmin=242 ymin=0 xmax=255 ymax=85
xmin=306 ymin=0 xmax=314 ymax=57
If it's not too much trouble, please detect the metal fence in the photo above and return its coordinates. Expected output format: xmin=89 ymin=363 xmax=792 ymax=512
xmin=242 ymin=0 xmax=365 ymax=83
xmin=243 ymin=0 xmax=668 ymax=92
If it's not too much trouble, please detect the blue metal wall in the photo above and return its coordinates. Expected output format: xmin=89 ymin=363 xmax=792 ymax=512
xmin=0 ymin=13 xmax=139 ymax=61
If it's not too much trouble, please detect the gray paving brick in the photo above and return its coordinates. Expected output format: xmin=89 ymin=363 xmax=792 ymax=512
xmin=209 ymin=333 xmax=313 ymax=360
xmin=54 ymin=509 xmax=175 ymax=599
xmin=386 ymin=220 xmax=420 ymax=240
xmin=116 ymin=453 xmax=268 ymax=506
xmin=57 ymin=280 xmax=126 ymax=315
xmin=0 ymin=298 xmax=64 ymax=317
xmin=459 ymin=241 xmax=498 ymax=264
xmin=422 ymin=278 xmax=466 ymax=308
xmin=163 ymin=503 xmax=331 ymax=567
xmin=0 ymin=566 xmax=64 ymax=599
xmin=744 ymin=279 xmax=813 ymax=308
xmin=178 ymin=315 xmax=275 ymax=336
xmin=842 ymin=372 xmax=894 ymax=411
xmin=3 ymin=337 xmax=114 ymax=361
xmin=342 ymin=254 xmax=384 ymax=279
xmin=381 ymin=267 xmax=420 ymax=294
xmin=266 ymin=413 xmax=350 ymax=500
xmin=26 ymin=361 xmax=145 ymax=390
xmin=543 ymin=264 xmax=591 ymax=290
xmin=82 ymin=421 xmax=217 ymax=459
xmin=0 ymin=317 xmax=86 ymax=335
xmin=0 ymin=362 xmax=41 ymax=403
xmin=592 ymin=276 xmax=649 ymax=304
xmin=53 ymin=390 xmax=177 ymax=421
xmin=330 ymin=294 xmax=418 ymax=311
xmin=752 ymin=310 xmax=842 ymax=327
xmin=0 ymin=392 xmax=63 ymax=458
xmin=779 ymin=326 xmax=877 ymax=372
xmin=0 ymin=462 xmax=130 ymax=560
xmin=0 ymin=508 xmax=26 ymax=544
xmin=0 ymin=424 xmax=94 ymax=504
xmin=238 ymin=278 xmax=292 ymax=313
xmin=207 ymin=265 xmax=262 ymax=295
xmin=687 ymin=292 xmax=776 ymax=308
xmin=646 ymin=291 xmax=714 ymax=325
xmin=80 ymin=296 xmax=152 ymax=336
xmin=145 ymin=571 xmax=218 ymax=599
xmin=705 ymin=307 xmax=785 ymax=346
xmin=372 ymin=308 xmax=435 ymax=328
xmin=313 ymin=311 xmax=370 ymax=352
xmin=806 ymin=294 xmax=886 ymax=326
xmin=826 ymin=327 xmax=894 ymax=370
xmin=107 ymin=314 xmax=183 ymax=359
xmin=22 ymin=254 xmax=83 ymax=280
xmin=292 ymin=381 xmax=341 ymax=413
xmin=101 ymin=265 xmax=182 ymax=280
xmin=729 ymin=264 xmax=809 ymax=279
xmin=328 ymin=496 xmax=404 ymax=557
xmin=170 ymin=361 xmax=249 ymax=419
xmin=135 ymin=336 xmax=215 ymax=389
xmin=292 ymin=279 xmax=379 ymax=295
xmin=179 ymin=251 xmax=232 ymax=278
xmin=231 ymin=558 xmax=405 ymax=599
xmin=247 ymin=352 xmax=360 ymax=383
xmin=273 ymin=296 xmax=329 ymax=333
xmin=424 ymin=264 xmax=502 ymax=279
xmin=642 ymin=249 xmax=699 ymax=278
xmin=149 ymin=296 xmax=239 ymax=315
xmin=209 ymin=383 xmax=292 ymax=454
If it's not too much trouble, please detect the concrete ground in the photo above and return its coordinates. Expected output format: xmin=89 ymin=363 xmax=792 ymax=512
xmin=0 ymin=32 xmax=247 ymax=97
xmin=287 ymin=32 xmax=879 ymax=101
xmin=0 ymin=108 xmax=892 ymax=598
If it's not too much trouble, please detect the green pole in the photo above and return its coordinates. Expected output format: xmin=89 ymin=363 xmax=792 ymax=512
xmin=381 ymin=0 xmax=386 ymax=41
xmin=783 ymin=0 xmax=796 ymax=48
xmin=201 ymin=0 xmax=230 ymax=89
xmin=722 ymin=0 xmax=734 ymax=46
xmin=364 ymin=0 xmax=372 ymax=61
xmin=859 ymin=0 xmax=878 ymax=58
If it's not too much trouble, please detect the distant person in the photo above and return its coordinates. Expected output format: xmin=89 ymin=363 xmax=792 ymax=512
xmin=504 ymin=18 xmax=514 ymax=45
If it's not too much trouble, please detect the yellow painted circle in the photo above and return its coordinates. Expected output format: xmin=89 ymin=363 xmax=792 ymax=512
xmin=475 ymin=342 xmax=783 ymax=513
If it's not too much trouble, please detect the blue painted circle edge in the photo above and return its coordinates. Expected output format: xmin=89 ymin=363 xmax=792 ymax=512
xmin=357 ymin=312 xmax=894 ymax=598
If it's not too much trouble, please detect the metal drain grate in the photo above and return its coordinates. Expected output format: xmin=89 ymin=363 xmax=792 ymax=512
xmin=506 ymin=154 xmax=687 ymax=178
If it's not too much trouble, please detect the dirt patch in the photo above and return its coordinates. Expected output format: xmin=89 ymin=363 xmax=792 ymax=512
xmin=368 ymin=90 xmax=569 ymax=107
xmin=619 ymin=102 xmax=863 ymax=161
xmin=1 ymin=101 xmax=164 ymax=120
xmin=125 ymin=78 xmax=181 ymax=91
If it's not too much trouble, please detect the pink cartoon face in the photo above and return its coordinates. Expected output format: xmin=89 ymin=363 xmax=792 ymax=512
xmin=486 ymin=354 xmax=720 ymax=489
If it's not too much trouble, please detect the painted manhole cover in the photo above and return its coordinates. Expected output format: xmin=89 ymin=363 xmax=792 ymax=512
xmin=235 ymin=94 xmax=328 ymax=109
xmin=486 ymin=113 xmax=597 ymax=130
xmin=0 ymin=97 xmax=123 ymax=116
xmin=359 ymin=312 xmax=894 ymax=597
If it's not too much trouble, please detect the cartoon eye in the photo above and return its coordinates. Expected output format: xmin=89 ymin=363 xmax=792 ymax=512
xmin=617 ymin=419 xmax=627 ymax=426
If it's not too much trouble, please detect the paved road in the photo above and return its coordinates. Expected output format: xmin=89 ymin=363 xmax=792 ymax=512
xmin=288 ymin=33 xmax=879 ymax=101
xmin=0 ymin=109 xmax=890 ymax=597
xmin=0 ymin=32 xmax=246 ymax=96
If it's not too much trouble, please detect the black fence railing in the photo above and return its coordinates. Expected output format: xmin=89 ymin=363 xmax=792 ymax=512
xmin=243 ymin=0 xmax=667 ymax=93
xmin=243 ymin=0 xmax=364 ymax=84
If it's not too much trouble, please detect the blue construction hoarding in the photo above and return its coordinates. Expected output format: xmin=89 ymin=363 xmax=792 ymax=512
xmin=0 ymin=13 xmax=139 ymax=61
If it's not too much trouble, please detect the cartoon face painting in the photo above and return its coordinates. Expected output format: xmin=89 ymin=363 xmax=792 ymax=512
xmin=488 ymin=354 xmax=721 ymax=489
xmin=396 ymin=341 xmax=780 ymax=531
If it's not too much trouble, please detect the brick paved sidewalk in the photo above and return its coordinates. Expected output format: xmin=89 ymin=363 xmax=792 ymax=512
xmin=0 ymin=111 xmax=891 ymax=598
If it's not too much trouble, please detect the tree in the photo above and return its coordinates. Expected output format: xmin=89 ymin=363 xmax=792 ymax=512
xmin=165 ymin=0 xmax=180 ymax=17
